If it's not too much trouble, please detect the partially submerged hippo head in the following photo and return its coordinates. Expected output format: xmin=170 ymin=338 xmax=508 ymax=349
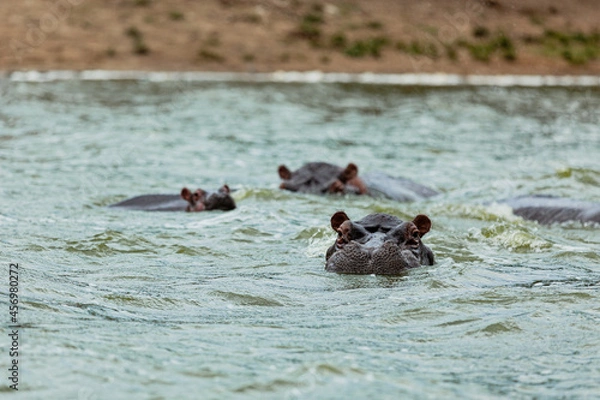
xmin=181 ymin=185 xmax=236 ymax=212
xmin=325 ymin=211 xmax=434 ymax=275
xmin=278 ymin=162 xmax=367 ymax=195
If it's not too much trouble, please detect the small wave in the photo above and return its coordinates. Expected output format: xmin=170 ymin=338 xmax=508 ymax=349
xmin=476 ymin=223 xmax=553 ymax=253
xmin=233 ymin=378 xmax=301 ymax=394
xmin=305 ymin=238 xmax=332 ymax=260
xmin=64 ymin=230 xmax=159 ymax=257
xmin=233 ymin=187 xmax=295 ymax=201
xmin=432 ymin=203 xmax=519 ymax=223
xmin=294 ymin=226 xmax=330 ymax=241
xmin=233 ymin=362 xmax=361 ymax=394
xmin=103 ymin=293 xmax=178 ymax=309
xmin=70 ymin=302 xmax=146 ymax=322
xmin=171 ymin=244 xmax=228 ymax=257
xmin=296 ymin=226 xmax=333 ymax=259
xmin=519 ymin=279 xmax=599 ymax=289
xmin=210 ymin=290 xmax=285 ymax=307
xmin=468 ymin=321 xmax=522 ymax=336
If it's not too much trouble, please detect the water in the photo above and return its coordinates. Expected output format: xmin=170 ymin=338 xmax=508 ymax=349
xmin=1 ymin=79 xmax=600 ymax=399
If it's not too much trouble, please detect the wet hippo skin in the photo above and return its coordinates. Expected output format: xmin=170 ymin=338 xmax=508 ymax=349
xmin=325 ymin=211 xmax=435 ymax=275
xmin=361 ymin=171 xmax=439 ymax=202
xmin=109 ymin=185 xmax=236 ymax=212
xmin=278 ymin=162 xmax=438 ymax=201
xmin=278 ymin=162 xmax=367 ymax=195
xmin=504 ymin=195 xmax=600 ymax=225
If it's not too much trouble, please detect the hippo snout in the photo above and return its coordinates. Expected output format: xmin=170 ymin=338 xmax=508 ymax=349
xmin=181 ymin=185 xmax=236 ymax=212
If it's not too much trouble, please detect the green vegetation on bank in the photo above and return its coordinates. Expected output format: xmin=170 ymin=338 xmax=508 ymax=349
xmin=344 ymin=37 xmax=389 ymax=58
xmin=125 ymin=26 xmax=149 ymax=55
xmin=459 ymin=30 xmax=517 ymax=62
xmin=540 ymin=29 xmax=600 ymax=65
xmin=198 ymin=32 xmax=224 ymax=63
xmin=116 ymin=0 xmax=600 ymax=68
xmin=396 ymin=40 xmax=439 ymax=59
xmin=286 ymin=2 xmax=600 ymax=66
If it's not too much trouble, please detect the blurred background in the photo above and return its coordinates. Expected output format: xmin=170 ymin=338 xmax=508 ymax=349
xmin=2 ymin=0 xmax=599 ymax=74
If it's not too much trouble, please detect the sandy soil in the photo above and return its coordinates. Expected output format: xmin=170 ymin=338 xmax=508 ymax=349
xmin=1 ymin=0 xmax=599 ymax=75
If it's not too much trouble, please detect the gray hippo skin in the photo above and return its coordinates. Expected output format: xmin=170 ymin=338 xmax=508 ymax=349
xmin=278 ymin=162 xmax=367 ymax=195
xmin=504 ymin=195 xmax=600 ymax=225
xmin=109 ymin=185 xmax=236 ymax=212
xmin=325 ymin=211 xmax=435 ymax=275
xmin=361 ymin=171 xmax=439 ymax=202
xmin=278 ymin=162 xmax=438 ymax=201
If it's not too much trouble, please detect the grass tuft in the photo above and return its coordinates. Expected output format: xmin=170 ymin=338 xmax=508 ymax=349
xmin=169 ymin=11 xmax=184 ymax=21
xmin=345 ymin=37 xmax=389 ymax=58
xmin=460 ymin=31 xmax=516 ymax=62
xmin=541 ymin=29 xmax=600 ymax=64
xmin=198 ymin=49 xmax=225 ymax=62
xmin=125 ymin=27 xmax=150 ymax=55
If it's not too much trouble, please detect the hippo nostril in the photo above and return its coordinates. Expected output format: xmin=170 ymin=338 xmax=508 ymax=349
xmin=336 ymin=236 xmax=348 ymax=246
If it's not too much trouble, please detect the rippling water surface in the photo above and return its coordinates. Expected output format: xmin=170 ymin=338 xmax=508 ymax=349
xmin=1 ymin=80 xmax=600 ymax=399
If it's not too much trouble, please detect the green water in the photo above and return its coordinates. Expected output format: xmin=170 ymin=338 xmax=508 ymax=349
xmin=1 ymin=80 xmax=600 ymax=399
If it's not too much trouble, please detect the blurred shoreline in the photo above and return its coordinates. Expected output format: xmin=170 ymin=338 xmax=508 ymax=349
xmin=1 ymin=0 xmax=599 ymax=75
xmin=3 ymin=70 xmax=600 ymax=86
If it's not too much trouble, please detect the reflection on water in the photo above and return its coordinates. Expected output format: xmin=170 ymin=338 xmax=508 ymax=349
xmin=1 ymin=80 xmax=599 ymax=398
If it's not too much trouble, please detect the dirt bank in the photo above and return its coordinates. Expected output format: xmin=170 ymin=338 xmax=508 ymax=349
xmin=1 ymin=0 xmax=599 ymax=75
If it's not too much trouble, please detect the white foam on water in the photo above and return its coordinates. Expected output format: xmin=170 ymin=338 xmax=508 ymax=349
xmin=2 ymin=70 xmax=600 ymax=86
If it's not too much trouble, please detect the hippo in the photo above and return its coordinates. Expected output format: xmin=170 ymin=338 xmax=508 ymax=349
xmin=109 ymin=185 xmax=236 ymax=212
xmin=503 ymin=195 xmax=600 ymax=225
xmin=325 ymin=211 xmax=435 ymax=275
xmin=278 ymin=162 xmax=367 ymax=195
xmin=278 ymin=162 xmax=438 ymax=201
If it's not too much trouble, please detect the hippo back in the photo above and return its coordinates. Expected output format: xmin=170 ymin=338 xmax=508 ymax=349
xmin=362 ymin=172 xmax=439 ymax=202
xmin=109 ymin=194 xmax=188 ymax=211
xmin=505 ymin=195 xmax=600 ymax=225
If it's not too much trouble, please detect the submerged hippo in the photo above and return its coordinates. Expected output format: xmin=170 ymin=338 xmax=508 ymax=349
xmin=278 ymin=162 xmax=438 ymax=202
xmin=504 ymin=195 xmax=600 ymax=225
xmin=278 ymin=162 xmax=367 ymax=195
xmin=325 ymin=211 xmax=435 ymax=275
xmin=109 ymin=185 xmax=236 ymax=212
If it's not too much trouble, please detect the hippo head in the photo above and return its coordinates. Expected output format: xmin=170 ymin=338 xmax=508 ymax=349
xmin=325 ymin=212 xmax=434 ymax=275
xmin=180 ymin=185 xmax=236 ymax=212
xmin=278 ymin=162 xmax=367 ymax=195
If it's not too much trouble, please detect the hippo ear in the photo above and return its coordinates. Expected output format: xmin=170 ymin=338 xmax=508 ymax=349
xmin=412 ymin=214 xmax=431 ymax=237
xmin=181 ymin=187 xmax=192 ymax=201
xmin=220 ymin=184 xmax=230 ymax=194
xmin=339 ymin=163 xmax=359 ymax=183
xmin=331 ymin=211 xmax=350 ymax=231
xmin=278 ymin=165 xmax=292 ymax=180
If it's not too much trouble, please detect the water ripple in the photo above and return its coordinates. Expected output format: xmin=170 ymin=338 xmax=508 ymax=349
xmin=3 ymin=80 xmax=600 ymax=399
